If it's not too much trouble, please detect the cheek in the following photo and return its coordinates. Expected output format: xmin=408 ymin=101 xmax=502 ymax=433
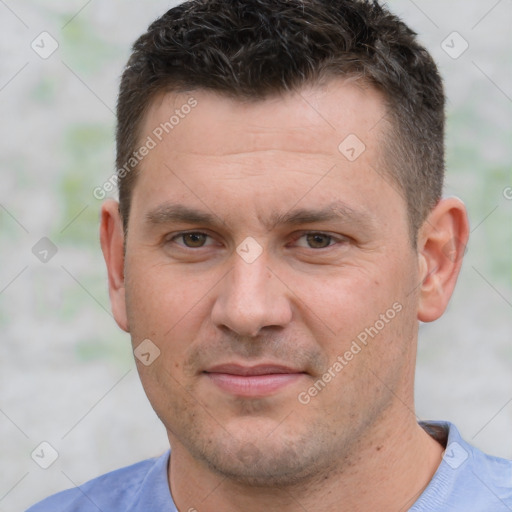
xmin=293 ymin=269 xmax=388 ymax=339
xmin=126 ymin=265 xmax=205 ymax=406
xmin=125 ymin=259 xmax=210 ymax=334
xmin=297 ymin=260 xmax=415 ymax=359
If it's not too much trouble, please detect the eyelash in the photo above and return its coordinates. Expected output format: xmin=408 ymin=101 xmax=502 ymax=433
xmin=166 ymin=231 xmax=347 ymax=250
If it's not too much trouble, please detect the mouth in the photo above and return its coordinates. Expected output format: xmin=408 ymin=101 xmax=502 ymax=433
xmin=203 ymin=364 xmax=308 ymax=397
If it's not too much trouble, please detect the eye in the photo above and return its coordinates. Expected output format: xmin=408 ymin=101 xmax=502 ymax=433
xmin=169 ymin=232 xmax=214 ymax=248
xmin=293 ymin=232 xmax=344 ymax=249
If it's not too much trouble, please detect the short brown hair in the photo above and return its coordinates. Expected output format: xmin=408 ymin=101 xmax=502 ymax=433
xmin=116 ymin=0 xmax=445 ymax=243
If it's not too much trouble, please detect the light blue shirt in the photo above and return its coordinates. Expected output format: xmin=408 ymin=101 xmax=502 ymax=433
xmin=26 ymin=421 xmax=512 ymax=511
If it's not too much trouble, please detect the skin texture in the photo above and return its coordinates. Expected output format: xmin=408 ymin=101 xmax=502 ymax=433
xmin=100 ymin=79 xmax=469 ymax=512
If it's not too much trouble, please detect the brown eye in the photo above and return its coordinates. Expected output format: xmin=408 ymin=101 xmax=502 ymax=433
xmin=305 ymin=233 xmax=333 ymax=249
xmin=179 ymin=232 xmax=209 ymax=248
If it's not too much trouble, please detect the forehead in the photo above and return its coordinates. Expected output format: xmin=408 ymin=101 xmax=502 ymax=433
xmin=130 ymin=79 xmax=405 ymax=235
xmin=141 ymin=78 xmax=388 ymax=159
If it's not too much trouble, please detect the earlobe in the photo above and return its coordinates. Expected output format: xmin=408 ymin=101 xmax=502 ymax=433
xmin=417 ymin=197 xmax=469 ymax=323
xmin=99 ymin=199 xmax=130 ymax=332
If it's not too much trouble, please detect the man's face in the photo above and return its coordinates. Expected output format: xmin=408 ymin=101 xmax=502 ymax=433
xmin=122 ymin=80 xmax=422 ymax=485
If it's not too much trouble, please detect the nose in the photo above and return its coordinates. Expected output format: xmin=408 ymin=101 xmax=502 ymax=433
xmin=210 ymin=250 xmax=293 ymax=337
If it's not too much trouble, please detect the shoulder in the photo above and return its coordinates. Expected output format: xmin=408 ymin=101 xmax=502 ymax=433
xmin=443 ymin=421 xmax=512 ymax=490
xmin=413 ymin=421 xmax=512 ymax=511
xmin=26 ymin=452 xmax=171 ymax=512
xmin=464 ymin=436 xmax=512 ymax=496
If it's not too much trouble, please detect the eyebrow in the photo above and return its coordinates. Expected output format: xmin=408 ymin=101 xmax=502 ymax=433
xmin=144 ymin=200 xmax=374 ymax=232
xmin=146 ymin=203 xmax=219 ymax=227
xmin=268 ymin=202 xmax=370 ymax=228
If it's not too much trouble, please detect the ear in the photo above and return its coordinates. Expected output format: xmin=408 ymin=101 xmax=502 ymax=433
xmin=416 ymin=197 xmax=469 ymax=323
xmin=99 ymin=199 xmax=129 ymax=332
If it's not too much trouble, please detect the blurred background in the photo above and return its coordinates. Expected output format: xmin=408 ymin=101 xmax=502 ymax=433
xmin=0 ymin=0 xmax=510 ymax=510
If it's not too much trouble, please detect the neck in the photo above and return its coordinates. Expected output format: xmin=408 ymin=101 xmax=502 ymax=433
xmin=168 ymin=413 xmax=444 ymax=512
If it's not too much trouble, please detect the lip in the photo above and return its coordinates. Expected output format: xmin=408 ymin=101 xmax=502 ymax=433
xmin=203 ymin=364 xmax=307 ymax=397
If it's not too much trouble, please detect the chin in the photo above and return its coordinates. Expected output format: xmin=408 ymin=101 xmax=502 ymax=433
xmin=187 ymin=425 xmax=339 ymax=488
xmin=202 ymin=446 xmax=319 ymax=487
